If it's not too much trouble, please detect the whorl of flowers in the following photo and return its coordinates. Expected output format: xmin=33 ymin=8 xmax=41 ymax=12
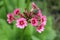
xmin=7 ymin=2 xmax=47 ymax=33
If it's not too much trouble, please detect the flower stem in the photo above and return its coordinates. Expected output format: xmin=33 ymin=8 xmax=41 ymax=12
xmin=26 ymin=0 xmax=30 ymax=12
xmin=20 ymin=27 xmax=26 ymax=40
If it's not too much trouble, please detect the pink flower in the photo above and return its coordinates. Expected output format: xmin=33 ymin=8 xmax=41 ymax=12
xmin=40 ymin=16 xmax=47 ymax=25
xmin=30 ymin=18 xmax=38 ymax=26
xmin=36 ymin=23 xmax=45 ymax=33
xmin=14 ymin=8 xmax=20 ymax=16
xmin=32 ymin=2 xmax=37 ymax=9
xmin=16 ymin=18 xmax=27 ymax=29
xmin=34 ymin=15 xmax=39 ymax=19
xmin=7 ymin=13 xmax=14 ymax=24
xmin=37 ymin=10 xmax=42 ymax=18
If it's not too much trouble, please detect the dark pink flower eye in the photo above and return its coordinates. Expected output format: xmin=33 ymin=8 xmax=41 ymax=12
xmin=14 ymin=8 xmax=20 ymax=16
xmin=32 ymin=20 xmax=36 ymax=24
xmin=41 ymin=18 xmax=44 ymax=22
xmin=37 ymin=25 xmax=42 ymax=30
xmin=9 ymin=15 xmax=13 ymax=20
xmin=31 ymin=18 xmax=38 ymax=26
xmin=19 ymin=21 xmax=24 ymax=25
xmin=40 ymin=16 xmax=47 ymax=25
xmin=16 ymin=10 xmax=20 ymax=14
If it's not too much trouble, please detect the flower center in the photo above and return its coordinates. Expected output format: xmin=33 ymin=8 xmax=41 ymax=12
xmin=41 ymin=18 xmax=44 ymax=22
xmin=16 ymin=10 xmax=19 ymax=14
xmin=9 ymin=16 xmax=13 ymax=20
xmin=37 ymin=25 xmax=42 ymax=30
xmin=32 ymin=20 xmax=36 ymax=24
xmin=20 ymin=21 xmax=24 ymax=25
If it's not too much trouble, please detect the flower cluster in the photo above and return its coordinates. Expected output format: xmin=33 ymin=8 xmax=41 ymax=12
xmin=7 ymin=2 xmax=47 ymax=33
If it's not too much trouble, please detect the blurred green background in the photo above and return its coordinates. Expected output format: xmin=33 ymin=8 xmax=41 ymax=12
xmin=0 ymin=0 xmax=60 ymax=40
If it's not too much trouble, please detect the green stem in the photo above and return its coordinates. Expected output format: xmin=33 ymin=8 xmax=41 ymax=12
xmin=26 ymin=0 xmax=30 ymax=12
xmin=3 ymin=0 xmax=8 ymax=13
xmin=17 ymin=0 xmax=19 ymax=8
xmin=43 ymin=0 xmax=48 ymax=15
xmin=20 ymin=27 xmax=26 ymax=40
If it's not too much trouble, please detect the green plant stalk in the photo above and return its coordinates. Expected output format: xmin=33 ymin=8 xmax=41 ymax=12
xmin=43 ymin=0 xmax=48 ymax=15
xmin=20 ymin=27 xmax=26 ymax=40
xmin=17 ymin=0 xmax=19 ymax=8
xmin=3 ymin=0 xmax=8 ymax=13
xmin=26 ymin=0 xmax=30 ymax=12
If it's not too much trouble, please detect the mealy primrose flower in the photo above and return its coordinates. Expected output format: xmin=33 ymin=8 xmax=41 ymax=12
xmin=40 ymin=15 xmax=47 ymax=25
xmin=37 ymin=10 xmax=42 ymax=18
xmin=7 ymin=13 xmax=14 ymax=24
xmin=30 ymin=18 xmax=38 ymax=26
xmin=14 ymin=8 xmax=20 ymax=16
xmin=32 ymin=2 xmax=37 ymax=9
xmin=16 ymin=18 xmax=27 ymax=29
xmin=36 ymin=23 xmax=45 ymax=33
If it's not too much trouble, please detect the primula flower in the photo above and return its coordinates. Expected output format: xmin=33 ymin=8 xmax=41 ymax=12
xmin=32 ymin=2 xmax=37 ymax=9
xmin=16 ymin=18 xmax=27 ymax=29
xmin=37 ymin=10 xmax=42 ymax=18
xmin=14 ymin=8 xmax=20 ymax=16
xmin=30 ymin=18 xmax=38 ymax=26
xmin=7 ymin=13 xmax=14 ymax=24
xmin=36 ymin=16 xmax=47 ymax=33
xmin=36 ymin=23 xmax=45 ymax=33
xmin=40 ymin=16 xmax=47 ymax=25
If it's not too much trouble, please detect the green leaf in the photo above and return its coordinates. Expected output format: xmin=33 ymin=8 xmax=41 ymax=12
xmin=0 ymin=1 xmax=4 ymax=7
xmin=3 ymin=0 xmax=14 ymax=12
xmin=24 ymin=24 xmax=34 ymax=36
xmin=23 ymin=24 xmax=34 ymax=40
xmin=18 ymin=0 xmax=25 ymax=12
xmin=0 ymin=30 xmax=8 ymax=40
xmin=0 ymin=19 xmax=12 ymax=40
xmin=0 ymin=7 xmax=7 ymax=20
xmin=32 ymin=36 xmax=40 ymax=40
xmin=12 ymin=21 xmax=24 ymax=40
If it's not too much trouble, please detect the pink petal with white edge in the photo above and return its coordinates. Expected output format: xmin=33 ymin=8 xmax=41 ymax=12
xmin=7 ymin=19 xmax=11 ymax=24
xmin=41 ymin=15 xmax=47 ymax=25
xmin=16 ymin=24 xmax=25 ymax=29
xmin=7 ymin=13 xmax=13 ymax=18
xmin=36 ymin=23 xmax=45 ymax=33
xmin=42 ymin=16 xmax=47 ymax=21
